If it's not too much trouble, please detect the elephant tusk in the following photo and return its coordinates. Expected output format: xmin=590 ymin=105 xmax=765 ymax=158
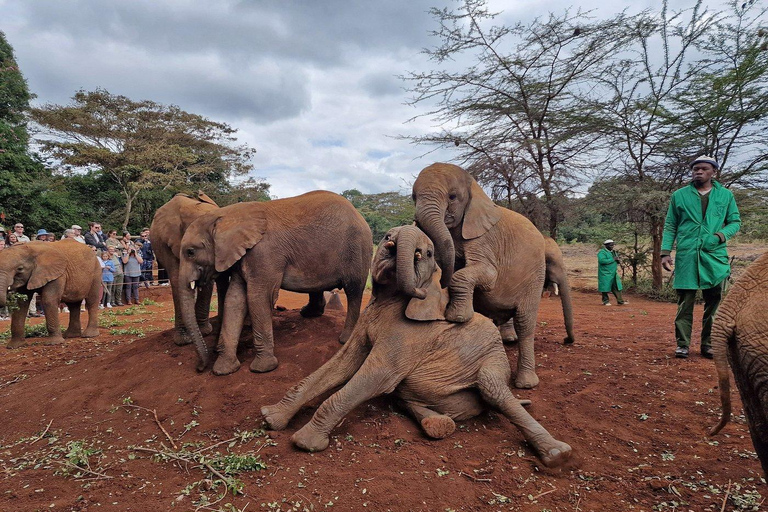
xmin=553 ymin=283 xmax=559 ymax=296
xmin=190 ymin=281 xmax=196 ymax=290
xmin=384 ymin=241 xmax=395 ymax=248
xmin=414 ymin=251 xmax=422 ymax=261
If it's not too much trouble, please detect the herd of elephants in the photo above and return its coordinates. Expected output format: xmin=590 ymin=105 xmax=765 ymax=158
xmin=1 ymin=162 xmax=767 ymax=474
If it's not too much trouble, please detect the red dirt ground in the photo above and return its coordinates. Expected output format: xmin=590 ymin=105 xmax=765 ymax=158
xmin=0 ymin=286 xmax=763 ymax=512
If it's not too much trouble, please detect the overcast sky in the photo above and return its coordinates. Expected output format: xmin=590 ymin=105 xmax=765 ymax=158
xmin=3 ymin=0 xmax=700 ymax=198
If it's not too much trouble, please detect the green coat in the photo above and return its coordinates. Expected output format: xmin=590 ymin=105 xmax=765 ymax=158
xmin=661 ymin=181 xmax=741 ymax=290
xmin=597 ymin=248 xmax=622 ymax=292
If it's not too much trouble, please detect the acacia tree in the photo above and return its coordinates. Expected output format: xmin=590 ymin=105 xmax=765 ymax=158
xmin=403 ymin=0 xmax=633 ymax=237
xmin=31 ymin=89 xmax=256 ymax=230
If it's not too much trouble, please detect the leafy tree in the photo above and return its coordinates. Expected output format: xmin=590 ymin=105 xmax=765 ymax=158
xmin=30 ymin=89 xmax=256 ymax=230
xmin=341 ymin=189 xmax=414 ymax=242
xmin=403 ymin=0 xmax=634 ymax=238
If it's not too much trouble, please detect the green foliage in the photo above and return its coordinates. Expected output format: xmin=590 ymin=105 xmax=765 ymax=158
xmin=54 ymin=440 xmax=102 ymax=478
xmin=342 ymin=189 xmax=414 ymax=241
xmin=0 ymin=322 xmax=60 ymax=341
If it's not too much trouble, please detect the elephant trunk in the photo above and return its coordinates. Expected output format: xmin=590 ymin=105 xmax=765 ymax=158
xmin=415 ymin=205 xmax=454 ymax=288
xmin=0 ymin=275 xmax=8 ymax=307
xmin=558 ymin=277 xmax=576 ymax=344
xmin=179 ymin=282 xmax=210 ymax=372
xmin=396 ymin=226 xmax=427 ymax=299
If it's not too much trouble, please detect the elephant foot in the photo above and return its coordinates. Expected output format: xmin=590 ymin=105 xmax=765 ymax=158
xmin=261 ymin=405 xmax=291 ymax=431
xmin=292 ymin=425 xmax=330 ymax=452
xmin=82 ymin=327 xmax=99 ymax=338
xmin=500 ymin=324 xmax=518 ymax=344
xmin=537 ymin=440 xmax=572 ymax=468
xmin=43 ymin=336 xmax=65 ymax=346
xmin=563 ymin=336 xmax=575 ymax=345
xmin=515 ymin=370 xmax=539 ymax=389
xmin=421 ymin=415 xmax=455 ymax=439
xmin=300 ymin=304 xmax=325 ymax=318
xmin=213 ymin=356 xmax=241 ymax=376
xmin=62 ymin=329 xmax=81 ymax=339
xmin=198 ymin=321 xmax=214 ymax=337
xmin=445 ymin=301 xmax=473 ymax=323
xmin=174 ymin=330 xmax=193 ymax=346
xmin=6 ymin=338 xmax=26 ymax=349
xmin=249 ymin=355 xmax=278 ymax=373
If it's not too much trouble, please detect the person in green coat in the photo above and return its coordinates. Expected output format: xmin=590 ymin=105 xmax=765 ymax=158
xmin=598 ymin=240 xmax=626 ymax=306
xmin=661 ymin=155 xmax=741 ymax=360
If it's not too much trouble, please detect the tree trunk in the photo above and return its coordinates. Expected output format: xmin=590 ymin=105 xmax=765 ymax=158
xmin=651 ymin=218 xmax=663 ymax=290
xmin=122 ymin=192 xmax=133 ymax=232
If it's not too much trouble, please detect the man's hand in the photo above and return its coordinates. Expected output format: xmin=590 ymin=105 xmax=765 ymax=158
xmin=661 ymin=255 xmax=673 ymax=272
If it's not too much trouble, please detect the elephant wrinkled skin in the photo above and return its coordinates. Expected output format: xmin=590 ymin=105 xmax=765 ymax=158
xmin=150 ymin=192 xmax=228 ymax=351
xmin=0 ymin=240 xmax=101 ymax=347
xmin=262 ymin=226 xmax=572 ymax=468
xmin=179 ymin=190 xmax=372 ymax=374
xmin=412 ymin=163 xmax=547 ymax=388
xmin=710 ymin=252 xmax=768 ymax=477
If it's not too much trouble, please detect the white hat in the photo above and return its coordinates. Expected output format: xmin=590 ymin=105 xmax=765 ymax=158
xmin=690 ymin=155 xmax=719 ymax=169
xmin=71 ymin=224 xmax=82 ymax=230
xmin=604 ymin=239 xmax=614 ymax=245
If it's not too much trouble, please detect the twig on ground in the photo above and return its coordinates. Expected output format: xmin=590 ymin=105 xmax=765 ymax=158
xmin=123 ymin=404 xmax=178 ymax=450
xmin=29 ymin=420 xmax=53 ymax=444
xmin=0 ymin=374 xmax=27 ymax=389
xmin=531 ymin=487 xmax=557 ymax=500
xmin=459 ymin=470 xmax=492 ymax=483
xmin=720 ymin=480 xmax=732 ymax=512
xmin=193 ymin=436 xmax=237 ymax=455
xmin=132 ymin=446 xmax=229 ymax=486
xmin=54 ymin=460 xmax=113 ymax=480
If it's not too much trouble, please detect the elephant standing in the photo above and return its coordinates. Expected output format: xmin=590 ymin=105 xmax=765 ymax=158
xmin=0 ymin=240 xmax=101 ymax=347
xmin=709 ymin=252 xmax=768 ymax=476
xmin=150 ymin=192 xmax=228 ymax=347
xmin=412 ymin=163 xmax=546 ymax=388
xmin=262 ymin=226 xmax=572 ymax=468
xmin=179 ymin=190 xmax=372 ymax=375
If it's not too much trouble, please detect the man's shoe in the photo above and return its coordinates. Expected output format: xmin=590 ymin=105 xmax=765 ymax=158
xmin=675 ymin=346 xmax=689 ymax=359
xmin=701 ymin=346 xmax=714 ymax=359
xmin=618 ymin=301 xmax=628 ymax=305
xmin=603 ymin=302 xmax=612 ymax=306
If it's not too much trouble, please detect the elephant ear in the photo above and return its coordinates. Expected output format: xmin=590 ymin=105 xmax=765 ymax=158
xmin=213 ymin=211 xmax=267 ymax=272
xmin=405 ymin=268 xmax=449 ymax=322
xmin=462 ymin=179 xmax=502 ymax=240
xmin=196 ymin=190 xmax=219 ymax=207
xmin=28 ymin=250 xmax=66 ymax=290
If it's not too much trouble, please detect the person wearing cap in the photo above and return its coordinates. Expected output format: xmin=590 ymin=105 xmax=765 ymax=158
xmin=12 ymin=223 xmax=30 ymax=243
xmin=598 ymin=239 xmax=626 ymax=306
xmin=35 ymin=229 xmax=50 ymax=241
xmin=661 ymin=155 xmax=741 ymax=360
xmin=71 ymin=225 xmax=86 ymax=243
xmin=0 ymin=225 xmax=6 ymax=242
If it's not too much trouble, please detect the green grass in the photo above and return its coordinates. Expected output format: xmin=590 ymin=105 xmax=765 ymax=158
xmin=0 ymin=323 xmax=61 ymax=340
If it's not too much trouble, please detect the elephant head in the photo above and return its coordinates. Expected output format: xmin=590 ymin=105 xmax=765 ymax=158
xmin=177 ymin=206 xmax=267 ymax=370
xmin=0 ymin=242 xmax=65 ymax=306
xmin=372 ymin=225 xmax=448 ymax=321
xmin=412 ymin=163 xmax=501 ymax=287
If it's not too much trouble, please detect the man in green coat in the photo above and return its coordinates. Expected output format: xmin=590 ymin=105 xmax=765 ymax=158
xmin=661 ymin=155 xmax=741 ymax=359
xmin=598 ymin=240 xmax=626 ymax=306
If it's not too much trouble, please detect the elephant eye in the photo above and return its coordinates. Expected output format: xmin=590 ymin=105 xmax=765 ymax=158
xmin=449 ymin=194 xmax=457 ymax=201
xmin=186 ymin=248 xmax=195 ymax=257
xmin=427 ymin=250 xmax=432 ymax=258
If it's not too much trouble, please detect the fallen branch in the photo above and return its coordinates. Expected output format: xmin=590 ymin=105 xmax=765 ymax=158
xmin=29 ymin=420 xmax=53 ymax=445
xmin=53 ymin=460 xmax=113 ymax=480
xmin=122 ymin=404 xmax=178 ymax=450
xmin=531 ymin=487 xmax=557 ymax=500
xmin=0 ymin=374 xmax=28 ymax=390
xmin=132 ymin=446 xmax=229 ymax=487
xmin=459 ymin=470 xmax=492 ymax=483
xmin=720 ymin=480 xmax=732 ymax=512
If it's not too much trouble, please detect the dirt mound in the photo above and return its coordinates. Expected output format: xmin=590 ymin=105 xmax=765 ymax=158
xmin=0 ymin=290 xmax=763 ymax=511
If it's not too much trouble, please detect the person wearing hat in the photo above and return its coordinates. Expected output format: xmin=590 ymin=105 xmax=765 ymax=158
xmin=598 ymin=239 xmax=626 ymax=306
xmin=71 ymin=225 xmax=86 ymax=243
xmin=0 ymin=225 xmax=6 ymax=243
xmin=35 ymin=229 xmax=50 ymax=241
xmin=661 ymin=155 xmax=741 ymax=360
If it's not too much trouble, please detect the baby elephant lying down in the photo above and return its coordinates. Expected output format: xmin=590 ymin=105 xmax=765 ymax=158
xmin=262 ymin=225 xmax=571 ymax=468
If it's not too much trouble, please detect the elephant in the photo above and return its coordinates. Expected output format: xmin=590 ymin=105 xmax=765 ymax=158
xmin=709 ymin=252 xmax=768 ymax=476
xmin=178 ymin=190 xmax=372 ymax=374
xmin=150 ymin=191 xmax=229 ymax=347
xmin=412 ymin=162 xmax=547 ymax=388
xmin=261 ymin=225 xmax=572 ymax=468
xmin=0 ymin=240 xmax=101 ymax=348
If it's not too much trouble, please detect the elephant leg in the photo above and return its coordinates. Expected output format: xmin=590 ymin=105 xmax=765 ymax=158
xmin=212 ymin=273 xmax=248 ymax=376
xmin=39 ymin=289 xmax=65 ymax=345
xmin=339 ymin=280 xmax=364 ymax=344
xmin=291 ymin=353 xmax=404 ymax=452
xmin=477 ymin=364 xmax=571 ymax=468
xmin=512 ymin=295 xmax=541 ymax=389
xmin=212 ymin=274 xmax=230 ymax=336
xmin=499 ymin=318 xmax=518 ymax=344
xmin=63 ymin=301 xmax=83 ymax=339
xmin=400 ymin=401 xmax=456 ymax=439
xmin=82 ymin=279 xmax=101 ymax=338
xmin=164 ymin=259 xmax=192 ymax=346
xmin=445 ymin=263 xmax=497 ymax=323
xmin=300 ymin=292 xmax=326 ymax=318
xmin=246 ymin=275 xmax=283 ymax=373
xmin=262 ymin=332 xmax=369 ymax=430
xmin=196 ymin=281 xmax=215 ymax=336
xmin=6 ymin=296 xmax=31 ymax=349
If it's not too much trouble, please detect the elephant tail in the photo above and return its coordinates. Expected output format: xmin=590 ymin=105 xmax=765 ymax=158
xmin=709 ymin=308 xmax=737 ymax=436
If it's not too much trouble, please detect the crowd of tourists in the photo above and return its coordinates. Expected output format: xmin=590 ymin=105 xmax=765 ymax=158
xmin=0 ymin=221 xmax=165 ymax=319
